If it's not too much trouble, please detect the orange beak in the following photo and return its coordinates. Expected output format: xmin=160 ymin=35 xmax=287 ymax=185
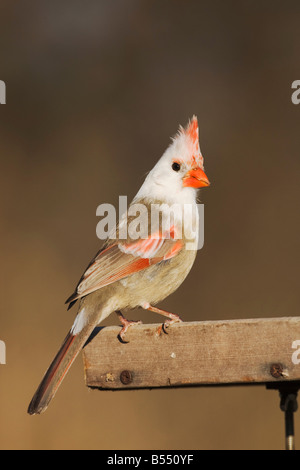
xmin=183 ymin=167 xmax=210 ymax=189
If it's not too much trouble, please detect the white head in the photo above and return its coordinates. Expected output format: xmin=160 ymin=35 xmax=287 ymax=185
xmin=135 ymin=116 xmax=210 ymax=204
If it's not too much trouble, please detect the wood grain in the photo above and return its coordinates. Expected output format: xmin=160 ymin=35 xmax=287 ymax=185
xmin=82 ymin=317 xmax=300 ymax=390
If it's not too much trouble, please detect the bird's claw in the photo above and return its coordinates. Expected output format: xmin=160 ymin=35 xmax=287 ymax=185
xmin=118 ymin=319 xmax=143 ymax=343
xmin=156 ymin=315 xmax=182 ymax=336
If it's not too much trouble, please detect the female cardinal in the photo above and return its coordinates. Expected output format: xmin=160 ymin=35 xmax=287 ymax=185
xmin=28 ymin=116 xmax=210 ymax=415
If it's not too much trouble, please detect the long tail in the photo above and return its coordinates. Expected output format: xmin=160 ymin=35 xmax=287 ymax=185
xmin=28 ymin=319 xmax=96 ymax=415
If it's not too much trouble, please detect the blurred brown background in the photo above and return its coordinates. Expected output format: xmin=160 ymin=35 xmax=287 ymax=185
xmin=0 ymin=0 xmax=299 ymax=450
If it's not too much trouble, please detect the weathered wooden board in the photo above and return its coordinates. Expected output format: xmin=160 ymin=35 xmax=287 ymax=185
xmin=82 ymin=317 xmax=300 ymax=390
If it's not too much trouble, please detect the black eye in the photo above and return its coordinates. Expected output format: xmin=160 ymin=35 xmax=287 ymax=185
xmin=172 ymin=162 xmax=181 ymax=172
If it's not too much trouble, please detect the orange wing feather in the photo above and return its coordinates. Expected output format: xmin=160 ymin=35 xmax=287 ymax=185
xmin=66 ymin=230 xmax=183 ymax=305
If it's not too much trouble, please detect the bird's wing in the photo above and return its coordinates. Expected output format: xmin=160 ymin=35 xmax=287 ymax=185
xmin=66 ymin=227 xmax=183 ymax=305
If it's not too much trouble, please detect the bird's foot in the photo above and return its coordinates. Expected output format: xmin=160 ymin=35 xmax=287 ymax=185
xmin=157 ymin=313 xmax=183 ymax=335
xmin=116 ymin=311 xmax=142 ymax=343
xmin=140 ymin=303 xmax=182 ymax=336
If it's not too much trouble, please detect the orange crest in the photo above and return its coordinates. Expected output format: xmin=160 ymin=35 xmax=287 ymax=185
xmin=185 ymin=115 xmax=199 ymax=145
xmin=184 ymin=115 xmax=203 ymax=169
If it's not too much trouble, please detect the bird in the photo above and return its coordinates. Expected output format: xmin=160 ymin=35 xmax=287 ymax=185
xmin=28 ymin=116 xmax=210 ymax=415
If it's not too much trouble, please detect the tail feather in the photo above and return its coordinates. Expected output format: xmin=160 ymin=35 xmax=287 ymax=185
xmin=28 ymin=325 xmax=94 ymax=415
